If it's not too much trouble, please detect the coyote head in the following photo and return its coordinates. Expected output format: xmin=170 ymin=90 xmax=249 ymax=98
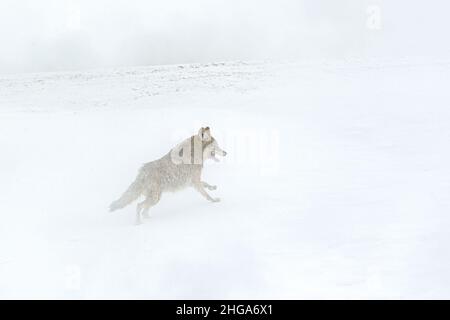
xmin=171 ymin=127 xmax=227 ymax=165
xmin=198 ymin=127 xmax=227 ymax=162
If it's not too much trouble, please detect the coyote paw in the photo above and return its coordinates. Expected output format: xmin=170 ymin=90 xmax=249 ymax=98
xmin=142 ymin=212 xmax=151 ymax=219
xmin=212 ymin=197 xmax=221 ymax=203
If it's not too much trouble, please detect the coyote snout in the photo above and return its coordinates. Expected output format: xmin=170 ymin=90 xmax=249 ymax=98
xmin=110 ymin=126 xmax=226 ymax=224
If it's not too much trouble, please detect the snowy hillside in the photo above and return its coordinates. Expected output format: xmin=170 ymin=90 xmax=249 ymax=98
xmin=1 ymin=59 xmax=450 ymax=299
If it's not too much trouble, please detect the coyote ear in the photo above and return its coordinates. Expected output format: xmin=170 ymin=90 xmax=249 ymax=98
xmin=198 ymin=126 xmax=211 ymax=141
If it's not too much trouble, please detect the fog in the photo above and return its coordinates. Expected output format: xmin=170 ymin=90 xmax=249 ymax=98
xmin=0 ymin=0 xmax=449 ymax=74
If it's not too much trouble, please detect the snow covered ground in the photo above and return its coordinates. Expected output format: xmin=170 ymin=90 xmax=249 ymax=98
xmin=1 ymin=59 xmax=450 ymax=299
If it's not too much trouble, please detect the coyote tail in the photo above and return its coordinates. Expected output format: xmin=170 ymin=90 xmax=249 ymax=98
xmin=109 ymin=176 xmax=144 ymax=212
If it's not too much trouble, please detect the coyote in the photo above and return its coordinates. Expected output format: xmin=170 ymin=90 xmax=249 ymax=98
xmin=110 ymin=127 xmax=227 ymax=224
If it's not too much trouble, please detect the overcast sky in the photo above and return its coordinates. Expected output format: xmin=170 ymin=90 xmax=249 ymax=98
xmin=0 ymin=0 xmax=449 ymax=74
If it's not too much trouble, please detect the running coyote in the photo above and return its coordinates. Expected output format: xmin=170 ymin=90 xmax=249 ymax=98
xmin=110 ymin=127 xmax=227 ymax=224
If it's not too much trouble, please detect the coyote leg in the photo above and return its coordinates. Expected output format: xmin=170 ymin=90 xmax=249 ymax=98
xmin=201 ymin=181 xmax=217 ymax=190
xmin=137 ymin=191 xmax=161 ymax=222
xmin=194 ymin=183 xmax=220 ymax=202
xmin=135 ymin=202 xmax=145 ymax=225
